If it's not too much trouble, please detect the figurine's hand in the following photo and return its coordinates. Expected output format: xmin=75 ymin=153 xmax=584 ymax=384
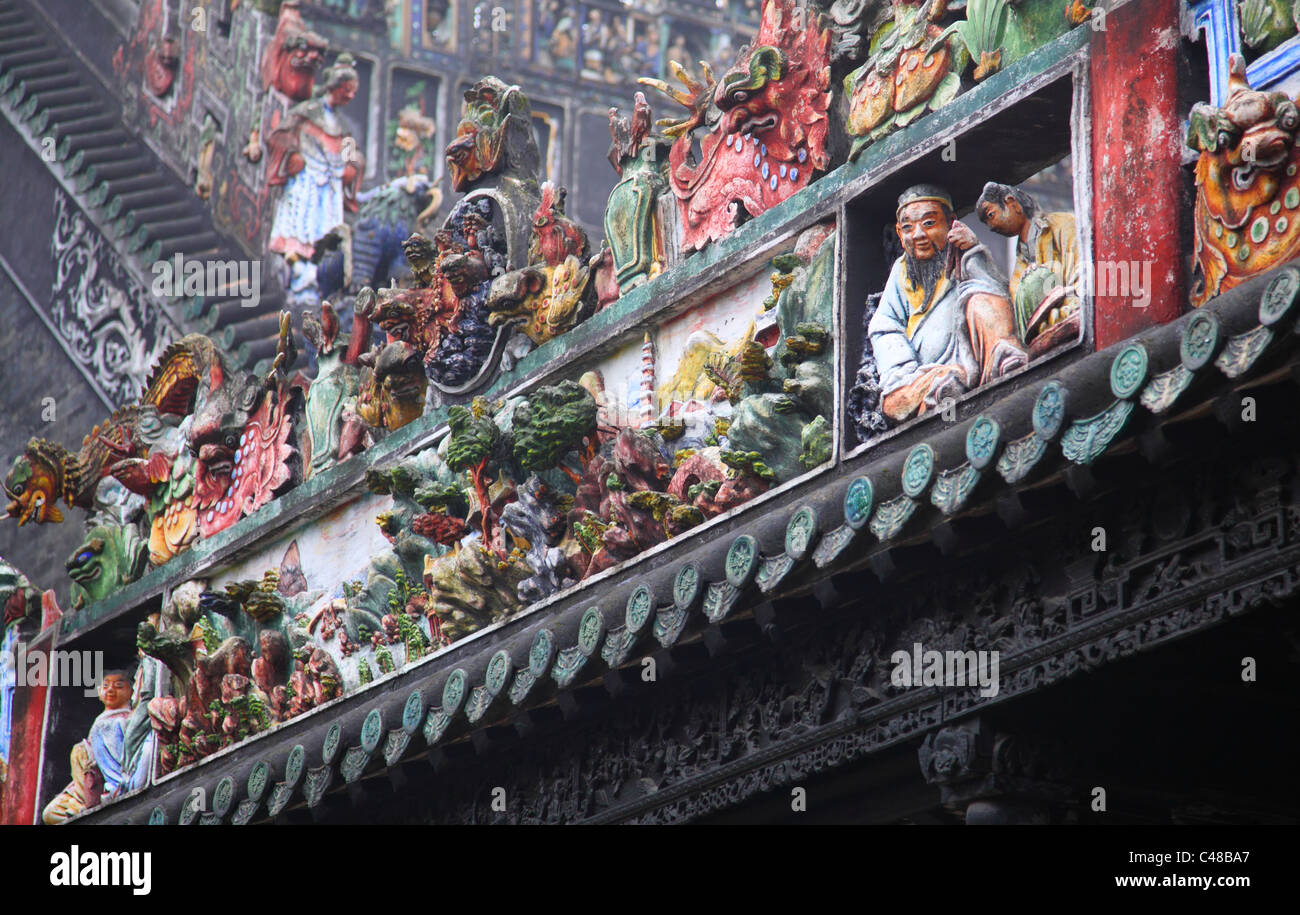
xmin=78 ymin=759 xmax=105 ymax=807
xmin=928 ymin=367 xmax=966 ymax=406
xmin=355 ymin=287 xmax=377 ymax=320
xmin=947 ymin=220 xmax=977 ymax=251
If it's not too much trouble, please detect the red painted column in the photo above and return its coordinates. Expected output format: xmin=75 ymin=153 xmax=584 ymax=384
xmin=0 ymin=594 xmax=61 ymax=825
xmin=1090 ymin=0 xmax=1185 ymax=348
xmin=0 ymin=629 xmax=51 ymax=825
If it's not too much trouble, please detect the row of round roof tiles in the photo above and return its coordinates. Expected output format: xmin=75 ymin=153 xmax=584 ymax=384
xmin=143 ymin=266 xmax=1300 ymax=824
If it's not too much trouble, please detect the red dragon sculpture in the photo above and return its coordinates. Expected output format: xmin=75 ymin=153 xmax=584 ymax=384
xmin=641 ymin=0 xmax=832 ymax=253
xmin=187 ymin=315 xmax=302 ymax=539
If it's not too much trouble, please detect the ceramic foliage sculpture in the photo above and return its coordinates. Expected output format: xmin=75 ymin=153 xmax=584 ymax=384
xmin=843 ymin=0 xmax=969 ymax=156
xmin=1239 ymin=0 xmax=1300 ymax=54
xmin=841 ymin=0 xmax=1077 ymax=156
xmin=137 ymin=572 xmax=340 ymax=776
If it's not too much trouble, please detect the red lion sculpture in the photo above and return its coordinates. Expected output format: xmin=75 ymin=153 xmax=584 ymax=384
xmin=1188 ymin=55 xmax=1300 ymax=305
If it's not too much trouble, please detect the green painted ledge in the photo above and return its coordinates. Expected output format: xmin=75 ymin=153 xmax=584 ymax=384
xmin=55 ymin=25 xmax=1091 ymax=644
xmin=481 ymin=23 xmax=1089 ymax=397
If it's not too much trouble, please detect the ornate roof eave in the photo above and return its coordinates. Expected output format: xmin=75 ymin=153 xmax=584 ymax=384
xmin=52 ymin=23 xmax=1092 ymax=644
xmin=75 ymin=260 xmax=1300 ymax=825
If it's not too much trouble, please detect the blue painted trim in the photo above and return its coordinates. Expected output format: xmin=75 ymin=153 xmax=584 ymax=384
xmin=1248 ymin=35 xmax=1300 ymax=90
xmin=1188 ymin=0 xmax=1242 ymax=105
xmin=1189 ymin=0 xmax=1300 ymax=102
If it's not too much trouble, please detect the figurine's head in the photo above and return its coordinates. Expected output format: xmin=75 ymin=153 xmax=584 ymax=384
xmin=1187 ymin=55 xmax=1300 ymax=231
xmin=97 ymin=671 xmax=133 ymax=711
xmin=976 ymin=182 xmax=1036 ymax=237
xmin=285 ymin=33 xmax=327 ymax=75
xmin=445 ymin=77 xmax=535 ymax=192
xmin=357 ymin=341 xmax=427 ymax=432
xmin=321 ymin=53 xmax=359 ymax=106
xmin=440 ymin=247 xmax=491 ymax=297
xmin=426 ymin=0 xmax=449 ymax=31
xmin=895 ymin=185 xmax=955 ymax=262
xmin=265 ymin=1 xmax=327 ymax=101
xmin=67 ymin=525 xmax=146 ymax=610
xmin=395 ymin=105 xmax=436 ymax=153
xmin=367 ymin=286 xmax=424 ymax=343
xmin=156 ymin=36 xmax=180 ymax=68
xmin=187 ymin=370 xmax=263 ymax=511
xmin=329 ymin=77 xmax=358 ymax=107
xmin=1188 ymin=55 xmax=1299 ymax=173
xmin=487 ymin=265 xmax=548 ymax=328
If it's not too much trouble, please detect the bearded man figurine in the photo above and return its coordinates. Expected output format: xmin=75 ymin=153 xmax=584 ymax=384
xmin=868 ymin=184 xmax=1027 ymax=423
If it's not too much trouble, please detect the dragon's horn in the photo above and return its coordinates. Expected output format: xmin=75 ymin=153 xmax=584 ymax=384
xmin=669 ymin=59 xmax=704 ymax=93
xmin=264 ymin=311 xmax=293 ymax=389
xmin=637 ymin=76 xmax=694 ymax=108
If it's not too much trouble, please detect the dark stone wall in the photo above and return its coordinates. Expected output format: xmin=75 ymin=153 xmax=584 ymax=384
xmin=0 ymin=128 xmax=117 ymax=607
xmin=42 ymin=0 xmax=126 ymax=84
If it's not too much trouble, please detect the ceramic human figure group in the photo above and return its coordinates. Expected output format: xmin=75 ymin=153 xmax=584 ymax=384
xmin=860 ymin=182 xmax=1081 ymax=428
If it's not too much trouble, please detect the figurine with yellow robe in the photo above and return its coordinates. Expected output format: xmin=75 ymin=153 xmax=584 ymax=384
xmin=976 ymin=181 xmax=1081 ymax=354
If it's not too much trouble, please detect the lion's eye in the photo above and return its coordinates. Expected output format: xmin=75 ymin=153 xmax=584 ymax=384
xmin=1218 ymin=130 xmax=1236 ymax=149
xmin=1278 ymin=103 xmax=1299 ymax=131
xmin=11 ymin=483 xmax=22 ymax=495
xmin=732 ymin=90 xmax=749 ymax=103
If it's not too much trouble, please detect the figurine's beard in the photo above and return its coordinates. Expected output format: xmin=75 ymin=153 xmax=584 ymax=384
xmin=905 ymin=248 xmax=950 ymax=305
